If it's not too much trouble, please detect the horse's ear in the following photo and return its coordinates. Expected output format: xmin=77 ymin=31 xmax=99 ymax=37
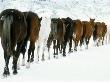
xmin=39 ymin=17 xmax=42 ymax=21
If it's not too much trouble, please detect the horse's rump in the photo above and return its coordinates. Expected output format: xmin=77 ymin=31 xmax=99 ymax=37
xmin=82 ymin=21 xmax=93 ymax=38
xmin=72 ymin=19 xmax=83 ymax=41
xmin=0 ymin=9 xmax=27 ymax=52
xmin=24 ymin=11 xmax=41 ymax=42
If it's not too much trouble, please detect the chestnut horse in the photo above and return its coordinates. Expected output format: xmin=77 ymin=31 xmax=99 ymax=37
xmin=72 ymin=19 xmax=83 ymax=51
xmin=93 ymin=22 xmax=107 ymax=46
xmin=20 ymin=11 xmax=42 ymax=67
xmin=0 ymin=9 xmax=27 ymax=76
xmin=81 ymin=18 xmax=95 ymax=49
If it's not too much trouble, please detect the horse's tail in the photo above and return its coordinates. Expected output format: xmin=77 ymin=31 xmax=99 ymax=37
xmin=20 ymin=35 xmax=28 ymax=54
xmin=2 ymin=15 xmax=13 ymax=53
xmin=20 ymin=14 xmax=28 ymax=54
xmin=93 ymin=24 xmax=97 ymax=41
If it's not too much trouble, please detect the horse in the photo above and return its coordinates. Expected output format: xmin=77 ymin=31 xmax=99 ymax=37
xmin=93 ymin=22 xmax=107 ymax=46
xmin=20 ymin=11 xmax=42 ymax=66
xmin=0 ymin=9 xmax=27 ymax=76
xmin=62 ymin=17 xmax=74 ymax=56
xmin=81 ymin=18 xmax=95 ymax=49
xmin=72 ymin=19 xmax=83 ymax=51
xmin=47 ymin=18 xmax=65 ymax=58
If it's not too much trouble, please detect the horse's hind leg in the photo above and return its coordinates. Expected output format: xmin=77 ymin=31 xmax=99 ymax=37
xmin=102 ymin=37 xmax=104 ymax=45
xmin=59 ymin=43 xmax=63 ymax=53
xmin=30 ymin=42 xmax=35 ymax=62
xmin=74 ymin=40 xmax=78 ymax=51
xmin=69 ymin=37 xmax=73 ymax=53
xmin=3 ymin=51 xmax=10 ymax=76
xmin=80 ymin=37 xmax=83 ymax=50
xmin=13 ymin=42 xmax=22 ymax=75
xmin=47 ymin=34 xmax=53 ymax=59
xmin=85 ymin=37 xmax=90 ymax=49
xmin=20 ymin=42 xmax=27 ymax=66
xmin=53 ymin=40 xmax=57 ymax=58
xmin=55 ymin=40 xmax=60 ymax=58
xmin=63 ymin=39 xmax=68 ymax=57
xmin=27 ymin=42 xmax=31 ymax=63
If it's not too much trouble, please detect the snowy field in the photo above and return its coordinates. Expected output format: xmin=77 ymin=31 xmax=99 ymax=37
xmin=0 ymin=0 xmax=110 ymax=82
xmin=0 ymin=39 xmax=110 ymax=82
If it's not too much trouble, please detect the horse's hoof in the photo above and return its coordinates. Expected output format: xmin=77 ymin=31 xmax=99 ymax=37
xmin=30 ymin=57 xmax=34 ymax=62
xmin=3 ymin=71 xmax=10 ymax=77
xmin=30 ymin=59 xmax=34 ymax=63
xmin=68 ymin=50 xmax=73 ymax=53
xmin=74 ymin=49 xmax=77 ymax=51
xmin=3 ymin=67 xmax=10 ymax=76
xmin=53 ymin=55 xmax=56 ymax=58
xmin=41 ymin=58 xmax=45 ymax=61
xmin=13 ymin=70 xmax=18 ymax=75
xmin=63 ymin=54 xmax=66 ymax=57
xmin=60 ymin=51 xmax=62 ymax=53
xmin=3 ymin=73 xmax=10 ymax=77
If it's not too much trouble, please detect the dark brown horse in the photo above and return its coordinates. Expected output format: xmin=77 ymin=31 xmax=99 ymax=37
xmin=62 ymin=17 xmax=74 ymax=56
xmin=47 ymin=18 xmax=65 ymax=58
xmin=93 ymin=22 xmax=107 ymax=46
xmin=81 ymin=18 xmax=95 ymax=49
xmin=0 ymin=9 xmax=27 ymax=76
xmin=20 ymin=11 xmax=42 ymax=67
xmin=72 ymin=19 xmax=83 ymax=51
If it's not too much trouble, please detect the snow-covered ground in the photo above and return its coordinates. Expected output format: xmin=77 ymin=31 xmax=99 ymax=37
xmin=0 ymin=40 xmax=110 ymax=82
xmin=0 ymin=0 xmax=110 ymax=82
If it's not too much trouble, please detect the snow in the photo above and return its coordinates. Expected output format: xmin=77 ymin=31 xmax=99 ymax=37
xmin=0 ymin=0 xmax=110 ymax=82
xmin=0 ymin=42 xmax=110 ymax=82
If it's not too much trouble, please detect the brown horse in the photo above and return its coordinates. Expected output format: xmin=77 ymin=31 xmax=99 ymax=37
xmin=47 ymin=18 xmax=65 ymax=58
xmin=20 ymin=11 xmax=42 ymax=67
xmin=93 ymin=22 xmax=107 ymax=46
xmin=81 ymin=18 xmax=95 ymax=49
xmin=0 ymin=9 xmax=27 ymax=76
xmin=72 ymin=19 xmax=83 ymax=51
xmin=101 ymin=22 xmax=107 ymax=44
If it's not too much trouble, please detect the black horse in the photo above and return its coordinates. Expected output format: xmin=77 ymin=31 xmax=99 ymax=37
xmin=62 ymin=17 xmax=74 ymax=56
xmin=0 ymin=9 xmax=27 ymax=76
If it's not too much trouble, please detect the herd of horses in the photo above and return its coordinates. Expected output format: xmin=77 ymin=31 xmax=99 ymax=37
xmin=0 ymin=9 xmax=107 ymax=76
